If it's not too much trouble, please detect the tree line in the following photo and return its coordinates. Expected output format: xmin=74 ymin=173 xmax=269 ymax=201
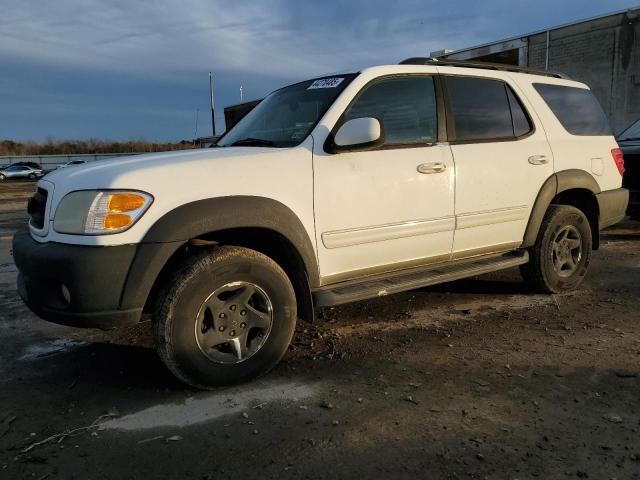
xmin=0 ymin=138 xmax=197 ymax=156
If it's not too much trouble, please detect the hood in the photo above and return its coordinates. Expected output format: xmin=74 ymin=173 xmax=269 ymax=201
xmin=39 ymin=143 xmax=313 ymax=227
xmin=43 ymin=146 xmax=280 ymax=190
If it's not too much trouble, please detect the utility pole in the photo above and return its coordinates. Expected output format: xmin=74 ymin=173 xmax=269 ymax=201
xmin=209 ymin=72 xmax=216 ymax=136
xmin=194 ymin=108 xmax=200 ymax=143
xmin=240 ymin=85 xmax=244 ymax=102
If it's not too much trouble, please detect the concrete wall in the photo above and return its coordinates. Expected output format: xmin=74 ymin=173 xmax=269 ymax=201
xmin=440 ymin=9 xmax=640 ymax=134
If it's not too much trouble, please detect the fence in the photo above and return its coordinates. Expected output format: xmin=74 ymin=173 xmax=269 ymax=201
xmin=0 ymin=153 xmax=142 ymax=171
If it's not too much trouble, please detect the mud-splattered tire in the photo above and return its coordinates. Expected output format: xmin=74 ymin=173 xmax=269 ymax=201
xmin=153 ymin=246 xmax=297 ymax=388
xmin=520 ymin=205 xmax=592 ymax=293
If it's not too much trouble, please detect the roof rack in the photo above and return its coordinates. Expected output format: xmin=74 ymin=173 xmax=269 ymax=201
xmin=399 ymin=57 xmax=571 ymax=80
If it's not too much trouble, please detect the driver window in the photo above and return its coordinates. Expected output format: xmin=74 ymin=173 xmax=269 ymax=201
xmin=344 ymin=76 xmax=437 ymax=146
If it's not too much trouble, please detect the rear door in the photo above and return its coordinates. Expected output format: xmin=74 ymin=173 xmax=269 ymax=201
xmin=441 ymin=72 xmax=554 ymax=258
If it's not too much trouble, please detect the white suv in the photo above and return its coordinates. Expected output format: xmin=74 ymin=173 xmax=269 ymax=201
xmin=14 ymin=59 xmax=628 ymax=387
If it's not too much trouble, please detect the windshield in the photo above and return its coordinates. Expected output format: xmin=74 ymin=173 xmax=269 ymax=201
xmin=618 ymin=118 xmax=640 ymax=141
xmin=218 ymin=74 xmax=357 ymax=148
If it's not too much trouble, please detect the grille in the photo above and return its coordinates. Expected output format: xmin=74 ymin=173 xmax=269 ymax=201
xmin=27 ymin=187 xmax=48 ymax=229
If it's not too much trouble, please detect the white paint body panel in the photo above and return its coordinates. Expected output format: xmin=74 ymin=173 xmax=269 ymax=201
xmin=436 ymin=67 xmax=556 ymax=255
xmin=310 ymin=66 xmax=456 ymax=282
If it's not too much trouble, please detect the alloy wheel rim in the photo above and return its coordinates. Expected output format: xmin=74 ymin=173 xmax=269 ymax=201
xmin=551 ymin=225 xmax=582 ymax=277
xmin=194 ymin=281 xmax=273 ymax=364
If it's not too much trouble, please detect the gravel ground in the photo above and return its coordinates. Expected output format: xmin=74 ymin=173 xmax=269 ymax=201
xmin=1 ymin=180 xmax=639 ymax=480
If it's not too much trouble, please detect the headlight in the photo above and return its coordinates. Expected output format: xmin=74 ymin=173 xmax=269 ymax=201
xmin=53 ymin=190 xmax=153 ymax=235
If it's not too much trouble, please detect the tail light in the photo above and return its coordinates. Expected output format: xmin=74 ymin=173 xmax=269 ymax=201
xmin=611 ymin=148 xmax=625 ymax=176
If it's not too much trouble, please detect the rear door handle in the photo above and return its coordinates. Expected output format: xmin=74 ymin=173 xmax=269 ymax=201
xmin=417 ymin=162 xmax=447 ymax=174
xmin=528 ymin=155 xmax=549 ymax=165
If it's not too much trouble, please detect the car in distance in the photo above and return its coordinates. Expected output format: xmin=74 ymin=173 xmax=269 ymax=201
xmin=11 ymin=161 xmax=43 ymax=170
xmin=13 ymin=58 xmax=628 ymax=388
xmin=616 ymin=118 xmax=640 ymax=219
xmin=0 ymin=165 xmax=44 ymax=180
xmin=57 ymin=160 xmax=87 ymax=169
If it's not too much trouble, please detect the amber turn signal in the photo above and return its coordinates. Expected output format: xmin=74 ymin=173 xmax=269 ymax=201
xmin=108 ymin=193 xmax=146 ymax=212
xmin=103 ymin=213 xmax=132 ymax=230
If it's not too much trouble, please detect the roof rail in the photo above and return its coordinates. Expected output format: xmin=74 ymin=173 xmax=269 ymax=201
xmin=399 ymin=57 xmax=571 ymax=80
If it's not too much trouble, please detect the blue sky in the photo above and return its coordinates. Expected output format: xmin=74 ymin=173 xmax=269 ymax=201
xmin=0 ymin=0 xmax=635 ymax=142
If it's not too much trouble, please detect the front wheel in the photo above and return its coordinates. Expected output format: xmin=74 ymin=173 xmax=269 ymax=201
xmin=28 ymin=173 xmax=36 ymax=179
xmin=153 ymin=246 xmax=297 ymax=388
xmin=0 ymin=174 xmax=5 ymax=181
xmin=520 ymin=205 xmax=592 ymax=293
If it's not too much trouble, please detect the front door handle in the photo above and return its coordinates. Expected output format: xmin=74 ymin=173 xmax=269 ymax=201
xmin=417 ymin=162 xmax=447 ymax=174
xmin=528 ymin=155 xmax=549 ymax=165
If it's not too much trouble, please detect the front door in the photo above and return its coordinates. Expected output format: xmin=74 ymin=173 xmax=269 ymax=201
xmin=312 ymin=75 xmax=455 ymax=284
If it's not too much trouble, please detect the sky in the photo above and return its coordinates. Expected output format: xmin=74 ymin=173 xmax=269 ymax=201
xmin=0 ymin=0 xmax=636 ymax=142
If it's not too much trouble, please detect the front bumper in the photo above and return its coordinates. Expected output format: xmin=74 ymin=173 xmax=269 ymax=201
xmin=13 ymin=229 xmax=142 ymax=329
xmin=596 ymin=188 xmax=629 ymax=229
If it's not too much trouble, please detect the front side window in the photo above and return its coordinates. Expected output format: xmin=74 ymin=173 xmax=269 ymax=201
xmin=533 ymin=83 xmax=611 ymax=136
xmin=218 ymin=74 xmax=357 ymax=148
xmin=343 ymin=76 xmax=438 ymax=146
xmin=446 ymin=76 xmax=532 ymax=142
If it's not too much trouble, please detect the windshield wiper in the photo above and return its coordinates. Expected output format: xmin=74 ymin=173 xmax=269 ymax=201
xmin=229 ymin=137 xmax=275 ymax=147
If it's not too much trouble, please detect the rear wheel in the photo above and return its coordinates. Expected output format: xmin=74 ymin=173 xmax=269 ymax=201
xmin=153 ymin=246 xmax=297 ymax=388
xmin=520 ymin=205 xmax=592 ymax=293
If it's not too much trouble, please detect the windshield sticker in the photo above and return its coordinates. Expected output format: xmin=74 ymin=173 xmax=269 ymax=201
xmin=308 ymin=78 xmax=344 ymax=89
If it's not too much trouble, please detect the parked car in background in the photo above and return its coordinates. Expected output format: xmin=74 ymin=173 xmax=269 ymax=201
xmin=617 ymin=119 xmax=640 ymax=219
xmin=11 ymin=161 xmax=42 ymax=170
xmin=57 ymin=160 xmax=87 ymax=169
xmin=0 ymin=165 xmax=44 ymax=180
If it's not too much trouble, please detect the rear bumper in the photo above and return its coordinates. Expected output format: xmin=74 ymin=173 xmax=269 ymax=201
xmin=13 ymin=229 xmax=142 ymax=329
xmin=597 ymin=188 xmax=629 ymax=229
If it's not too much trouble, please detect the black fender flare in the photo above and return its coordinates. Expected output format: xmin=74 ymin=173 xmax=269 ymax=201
xmin=119 ymin=196 xmax=319 ymax=311
xmin=522 ymin=169 xmax=601 ymax=248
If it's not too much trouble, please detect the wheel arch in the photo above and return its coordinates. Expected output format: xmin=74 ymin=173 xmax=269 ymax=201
xmin=121 ymin=196 xmax=318 ymax=322
xmin=523 ymin=170 xmax=601 ymax=249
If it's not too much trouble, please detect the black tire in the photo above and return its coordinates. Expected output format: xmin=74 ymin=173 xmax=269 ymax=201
xmin=153 ymin=245 xmax=297 ymax=388
xmin=28 ymin=173 xmax=36 ymax=179
xmin=0 ymin=174 xmax=5 ymax=181
xmin=520 ymin=205 xmax=592 ymax=293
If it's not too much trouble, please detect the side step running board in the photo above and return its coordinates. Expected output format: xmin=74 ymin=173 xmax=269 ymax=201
xmin=313 ymin=250 xmax=529 ymax=307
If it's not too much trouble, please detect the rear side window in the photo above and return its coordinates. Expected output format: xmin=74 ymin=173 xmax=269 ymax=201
xmin=344 ymin=76 xmax=438 ymax=145
xmin=533 ymin=83 xmax=611 ymax=136
xmin=445 ymin=76 xmax=532 ymax=142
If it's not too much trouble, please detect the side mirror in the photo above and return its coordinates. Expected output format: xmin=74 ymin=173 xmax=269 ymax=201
xmin=330 ymin=117 xmax=383 ymax=153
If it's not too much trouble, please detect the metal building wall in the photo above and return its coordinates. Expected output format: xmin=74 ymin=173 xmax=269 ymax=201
xmin=439 ymin=9 xmax=640 ymax=134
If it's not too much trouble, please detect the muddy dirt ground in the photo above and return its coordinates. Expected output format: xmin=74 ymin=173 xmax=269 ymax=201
xmin=1 ymin=180 xmax=639 ymax=480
